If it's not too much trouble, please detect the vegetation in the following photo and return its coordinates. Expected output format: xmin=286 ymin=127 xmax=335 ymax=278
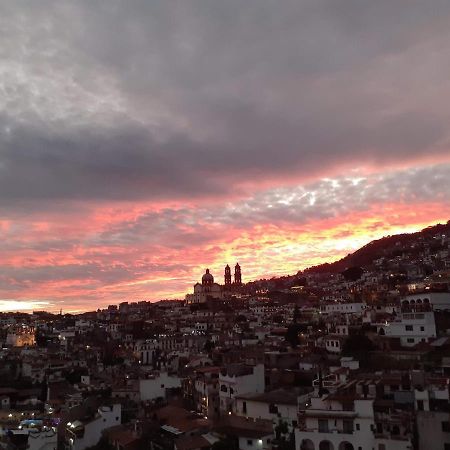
xmin=342 ymin=333 xmax=375 ymax=367
xmin=211 ymin=436 xmax=239 ymax=450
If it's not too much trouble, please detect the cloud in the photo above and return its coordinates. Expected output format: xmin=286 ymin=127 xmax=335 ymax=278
xmin=1 ymin=1 xmax=450 ymax=205
xmin=0 ymin=162 xmax=449 ymax=310
xmin=1 ymin=1 xmax=450 ymax=309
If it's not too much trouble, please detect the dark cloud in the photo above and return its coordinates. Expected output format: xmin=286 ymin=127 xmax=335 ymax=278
xmin=1 ymin=1 xmax=450 ymax=203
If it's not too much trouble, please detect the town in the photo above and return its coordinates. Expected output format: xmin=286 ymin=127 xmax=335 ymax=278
xmin=1 ymin=222 xmax=450 ymax=450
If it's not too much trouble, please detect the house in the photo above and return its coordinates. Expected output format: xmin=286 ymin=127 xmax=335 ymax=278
xmin=219 ymin=364 xmax=265 ymax=414
xmin=64 ymin=404 xmax=122 ymax=450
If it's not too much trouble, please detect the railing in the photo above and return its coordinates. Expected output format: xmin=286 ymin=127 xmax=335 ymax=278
xmin=296 ymin=427 xmax=353 ymax=434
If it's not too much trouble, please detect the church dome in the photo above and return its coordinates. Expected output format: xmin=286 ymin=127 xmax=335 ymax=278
xmin=202 ymin=268 xmax=214 ymax=284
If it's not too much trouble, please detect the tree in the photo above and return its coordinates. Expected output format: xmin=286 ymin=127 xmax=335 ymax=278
xmin=211 ymin=436 xmax=239 ymax=450
xmin=293 ymin=305 xmax=301 ymax=323
xmin=275 ymin=420 xmax=295 ymax=450
xmin=85 ymin=437 xmax=114 ymax=450
xmin=285 ymin=324 xmax=301 ymax=348
xmin=342 ymin=333 xmax=375 ymax=367
xmin=342 ymin=266 xmax=364 ymax=281
xmin=204 ymin=340 xmax=215 ymax=353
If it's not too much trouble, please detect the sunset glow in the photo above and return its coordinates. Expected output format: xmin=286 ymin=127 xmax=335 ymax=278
xmin=1 ymin=2 xmax=450 ymax=312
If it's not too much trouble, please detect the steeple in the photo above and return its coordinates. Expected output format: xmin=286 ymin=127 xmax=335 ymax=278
xmin=234 ymin=263 xmax=242 ymax=285
xmin=224 ymin=264 xmax=232 ymax=286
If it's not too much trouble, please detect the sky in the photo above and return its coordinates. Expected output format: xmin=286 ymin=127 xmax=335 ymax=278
xmin=1 ymin=1 xmax=450 ymax=312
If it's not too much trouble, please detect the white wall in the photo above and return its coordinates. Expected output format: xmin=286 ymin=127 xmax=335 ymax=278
xmin=27 ymin=429 xmax=57 ymax=450
xmin=139 ymin=372 xmax=181 ymax=401
xmin=71 ymin=404 xmax=121 ymax=450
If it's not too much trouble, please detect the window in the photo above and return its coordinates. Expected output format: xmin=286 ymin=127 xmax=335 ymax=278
xmin=405 ymin=325 xmax=413 ymax=331
xmin=407 ymin=338 xmax=415 ymax=343
xmin=269 ymin=403 xmax=278 ymax=414
xmin=343 ymin=420 xmax=353 ymax=433
xmin=417 ymin=400 xmax=424 ymax=411
xmin=247 ymin=439 xmax=253 ymax=446
xmin=221 ymin=385 xmax=227 ymax=392
xmin=355 ymin=423 xmax=360 ymax=431
xmin=444 ymin=445 xmax=450 ymax=450
xmin=420 ymin=326 xmax=425 ymax=331
xmin=378 ymin=445 xmax=386 ymax=450
xmin=318 ymin=419 xmax=329 ymax=433
xmin=242 ymin=401 xmax=247 ymax=415
xmin=442 ymin=422 xmax=450 ymax=432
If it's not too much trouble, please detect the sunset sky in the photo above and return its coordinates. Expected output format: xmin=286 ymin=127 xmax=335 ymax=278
xmin=1 ymin=1 xmax=450 ymax=312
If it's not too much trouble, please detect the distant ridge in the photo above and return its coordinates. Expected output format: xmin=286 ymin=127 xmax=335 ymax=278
xmin=303 ymin=220 xmax=450 ymax=275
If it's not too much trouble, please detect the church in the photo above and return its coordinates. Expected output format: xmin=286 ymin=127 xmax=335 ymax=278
xmin=185 ymin=264 xmax=242 ymax=304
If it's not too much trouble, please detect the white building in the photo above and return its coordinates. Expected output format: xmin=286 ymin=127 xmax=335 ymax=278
xmin=401 ymin=292 xmax=450 ymax=311
xmin=219 ymin=364 xmax=265 ymax=414
xmin=65 ymin=404 xmax=121 ymax=450
xmin=134 ymin=339 xmax=158 ymax=365
xmin=320 ymin=303 xmax=365 ymax=315
xmin=27 ymin=428 xmax=58 ymax=450
xmin=324 ymin=336 xmax=347 ymax=354
xmin=235 ymin=389 xmax=303 ymax=432
xmin=295 ymin=388 xmax=412 ymax=450
xmin=379 ymin=311 xmax=436 ymax=347
xmin=139 ymin=372 xmax=181 ymax=401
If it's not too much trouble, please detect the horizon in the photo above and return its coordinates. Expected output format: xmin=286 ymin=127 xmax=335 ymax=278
xmin=2 ymin=2 xmax=450 ymax=313
xmin=1 ymin=219 xmax=448 ymax=314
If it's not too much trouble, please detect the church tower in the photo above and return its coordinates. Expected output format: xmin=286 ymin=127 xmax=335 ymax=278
xmin=224 ymin=264 xmax=232 ymax=286
xmin=234 ymin=263 xmax=242 ymax=285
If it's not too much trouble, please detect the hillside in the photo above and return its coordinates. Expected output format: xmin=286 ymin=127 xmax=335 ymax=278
xmin=304 ymin=220 xmax=450 ymax=274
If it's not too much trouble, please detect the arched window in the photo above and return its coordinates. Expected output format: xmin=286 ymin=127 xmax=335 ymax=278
xmin=338 ymin=443 xmax=354 ymax=450
xmin=220 ymin=385 xmax=227 ymax=393
xmin=301 ymin=439 xmax=315 ymax=450
xmin=319 ymin=441 xmax=334 ymax=450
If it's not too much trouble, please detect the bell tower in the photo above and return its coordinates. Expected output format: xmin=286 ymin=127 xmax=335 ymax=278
xmin=224 ymin=265 xmax=232 ymax=286
xmin=234 ymin=263 xmax=242 ymax=285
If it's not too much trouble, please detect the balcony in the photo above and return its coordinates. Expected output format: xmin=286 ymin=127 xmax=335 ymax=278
xmin=300 ymin=409 xmax=357 ymax=419
xmin=297 ymin=427 xmax=354 ymax=435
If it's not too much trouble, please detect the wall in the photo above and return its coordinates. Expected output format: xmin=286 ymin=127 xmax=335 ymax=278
xmin=139 ymin=372 xmax=181 ymax=401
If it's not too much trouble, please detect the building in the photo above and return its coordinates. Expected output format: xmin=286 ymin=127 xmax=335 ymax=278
xmin=379 ymin=310 xmax=436 ymax=347
xmin=6 ymin=325 xmax=36 ymax=347
xmin=139 ymin=372 xmax=182 ymax=401
xmin=235 ymin=388 xmax=305 ymax=432
xmin=219 ymin=363 xmax=265 ymax=414
xmin=401 ymin=292 xmax=450 ymax=311
xmin=295 ymin=381 xmax=413 ymax=450
xmin=185 ymin=264 xmax=243 ymax=305
xmin=320 ymin=303 xmax=365 ymax=315
xmin=65 ymin=404 xmax=122 ymax=450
